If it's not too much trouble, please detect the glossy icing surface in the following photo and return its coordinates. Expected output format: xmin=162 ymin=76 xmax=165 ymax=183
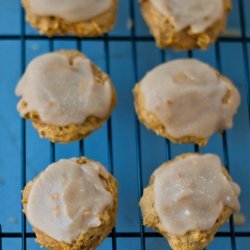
xmin=140 ymin=59 xmax=240 ymax=139
xmin=153 ymin=154 xmax=240 ymax=235
xmin=150 ymin=0 xmax=224 ymax=33
xmin=16 ymin=52 xmax=112 ymax=126
xmin=27 ymin=0 xmax=113 ymax=22
xmin=26 ymin=158 xmax=113 ymax=243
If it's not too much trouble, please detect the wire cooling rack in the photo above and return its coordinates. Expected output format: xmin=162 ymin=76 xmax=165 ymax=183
xmin=0 ymin=0 xmax=250 ymax=249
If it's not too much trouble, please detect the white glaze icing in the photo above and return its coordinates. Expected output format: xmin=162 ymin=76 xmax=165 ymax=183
xmin=150 ymin=0 xmax=224 ymax=33
xmin=16 ymin=52 xmax=112 ymax=126
xmin=140 ymin=59 xmax=240 ymax=139
xmin=153 ymin=154 xmax=240 ymax=236
xmin=27 ymin=0 xmax=113 ymax=22
xmin=26 ymin=158 xmax=113 ymax=243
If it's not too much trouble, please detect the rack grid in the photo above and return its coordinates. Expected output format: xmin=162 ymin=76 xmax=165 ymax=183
xmin=0 ymin=0 xmax=250 ymax=249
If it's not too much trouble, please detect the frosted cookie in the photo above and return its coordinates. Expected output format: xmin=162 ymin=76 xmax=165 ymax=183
xmin=22 ymin=157 xmax=118 ymax=250
xmin=140 ymin=0 xmax=231 ymax=50
xmin=16 ymin=50 xmax=116 ymax=143
xmin=140 ymin=153 xmax=240 ymax=250
xmin=22 ymin=0 xmax=118 ymax=37
xmin=133 ymin=59 xmax=240 ymax=146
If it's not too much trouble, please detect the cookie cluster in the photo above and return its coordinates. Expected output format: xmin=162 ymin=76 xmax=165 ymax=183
xmin=16 ymin=1 xmax=242 ymax=250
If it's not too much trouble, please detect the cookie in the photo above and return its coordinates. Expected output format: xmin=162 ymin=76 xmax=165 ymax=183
xmin=16 ymin=50 xmax=117 ymax=143
xmin=22 ymin=157 xmax=118 ymax=250
xmin=133 ymin=59 xmax=240 ymax=146
xmin=140 ymin=0 xmax=231 ymax=50
xmin=140 ymin=153 xmax=240 ymax=250
xmin=22 ymin=0 xmax=118 ymax=37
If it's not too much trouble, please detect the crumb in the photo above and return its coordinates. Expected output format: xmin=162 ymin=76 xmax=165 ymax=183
xmin=47 ymin=100 xmax=56 ymax=108
xmin=166 ymin=100 xmax=173 ymax=106
xmin=83 ymin=208 xmax=91 ymax=216
xmin=173 ymin=73 xmax=190 ymax=83
xmin=52 ymin=205 xmax=60 ymax=216
xmin=233 ymin=212 xmax=246 ymax=226
xmin=48 ymin=193 xmax=60 ymax=201
xmin=30 ymin=43 xmax=40 ymax=51
xmin=8 ymin=216 xmax=18 ymax=224
xmin=173 ymin=73 xmax=198 ymax=84
xmin=179 ymin=195 xmax=191 ymax=202
xmin=79 ymin=82 xmax=88 ymax=91
xmin=127 ymin=18 xmax=134 ymax=29
xmin=175 ymin=173 xmax=184 ymax=178
xmin=222 ymin=89 xmax=231 ymax=104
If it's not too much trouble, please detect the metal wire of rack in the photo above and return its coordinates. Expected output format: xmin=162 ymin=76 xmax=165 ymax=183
xmin=0 ymin=0 xmax=250 ymax=249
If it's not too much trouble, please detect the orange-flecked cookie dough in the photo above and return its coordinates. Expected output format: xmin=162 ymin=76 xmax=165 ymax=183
xmin=140 ymin=153 xmax=240 ymax=250
xmin=22 ymin=157 xmax=118 ymax=250
xmin=16 ymin=50 xmax=117 ymax=143
xmin=140 ymin=0 xmax=231 ymax=50
xmin=22 ymin=0 xmax=118 ymax=37
xmin=133 ymin=59 xmax=240 ymax=146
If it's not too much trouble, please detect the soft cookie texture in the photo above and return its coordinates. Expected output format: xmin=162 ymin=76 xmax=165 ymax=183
xmin=16 ymin=50 xmax=116 ymax=143
xmin=140 ymin=153 xmax=240 ymax=250
xmin=140 ymin=0 xmax=231 ymax=50
xmin=22 ymin=157 xmax=118 ymax=250
xmin=133 ymin=59 xmax=240 ymax=146
xmin=22 ymin=0 xmax=118 ymax=37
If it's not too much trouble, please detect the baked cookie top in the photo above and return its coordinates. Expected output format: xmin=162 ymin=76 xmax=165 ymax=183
xmin=26 ymin=158 xmax=113 ymax=244
xmin=139 ymin=59 xmax=240 ymax=140
xmin=150 ymin=0 xmax=224 ymax=33
xmin=16 ymin=51 xmax=113 ymax=126
xmin=153 ymin=154 xmax=240 ymax=236
xmin=26 ymin=0 xmax=113 ymax=22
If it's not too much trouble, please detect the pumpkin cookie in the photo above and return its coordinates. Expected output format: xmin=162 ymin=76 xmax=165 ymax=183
xmin=133 ymin=59 xmax=240 ymax=146
xmin=16 ymin=50 xmax=116 ymax=143
xmin=22 ymin=0 xmax=118 ymax=37
xmin=140 ymin=0 xmax=231 ymax=49
xmin=22 ymin=157 xmax=118 ymax=250
xmin=140 ymin=153 xmax=240 ymax=250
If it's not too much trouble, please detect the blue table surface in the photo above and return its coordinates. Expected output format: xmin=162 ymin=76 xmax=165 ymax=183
xmin=0 ymin=0 xmax=250 ymax=249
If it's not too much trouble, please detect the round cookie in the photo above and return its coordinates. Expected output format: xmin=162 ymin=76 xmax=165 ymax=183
xmin=22 ymin=157 xmax=118 ymax=250
xmin=133 ymin=59 xmax=240 ymax=146
xmin=140 ymin=153 xmax=240 ymax=250
xmin=22 ymin=0 xmax=118 ymax=37
xmin=16 ymin=50 xmax=117 ymax=143
xmin=140 ymin=0 xmax=231 ymax=50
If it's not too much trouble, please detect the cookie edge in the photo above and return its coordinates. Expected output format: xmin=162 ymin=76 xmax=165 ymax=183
xmin=22 ymin=157 xmax=118 ymax=250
